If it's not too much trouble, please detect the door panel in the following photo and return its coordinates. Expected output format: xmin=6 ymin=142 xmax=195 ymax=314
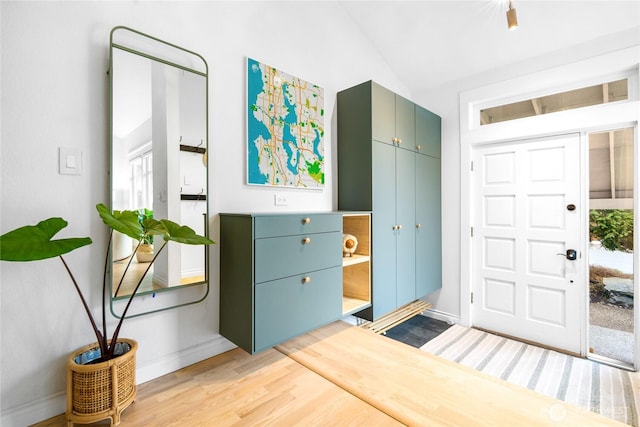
xmin=472 ymin=134 xmax=582 ymax=354
xmin=416 ymin=153 xmax=442 ymax=297
xmin=372 ymin=141 xmax=397 ymax=317
xmin=396 ymin=147 xmax=416 ymax=306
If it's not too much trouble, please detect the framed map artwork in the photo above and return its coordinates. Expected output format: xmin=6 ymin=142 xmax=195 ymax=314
xmin=247 ymin=58 xmax=325 ymax=188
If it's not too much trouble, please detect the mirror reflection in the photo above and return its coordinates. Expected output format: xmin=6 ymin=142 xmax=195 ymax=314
xmin=111 ymin=41 xmax=208 ymax=299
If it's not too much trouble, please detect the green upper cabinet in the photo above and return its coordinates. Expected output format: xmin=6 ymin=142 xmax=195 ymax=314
xmin=415 ymin=104 xmax=441 ymax=158
xmin=372 ymin=82 xmax=395 ymax=145
xmin=395 ymin=95 xmax=416 ymax=151
xmin=372 ymin=82 xmax=415 ymax=150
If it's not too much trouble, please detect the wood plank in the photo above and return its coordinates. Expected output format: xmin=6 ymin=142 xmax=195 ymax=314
xmin=32 ymin=348 xmax=401 ymax=427
xmin=276 ymin=321 xmax=627 ymax=427
xmin=359 ymin=300 xmax=431 ymax=334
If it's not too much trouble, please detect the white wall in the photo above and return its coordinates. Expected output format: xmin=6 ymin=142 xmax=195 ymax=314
xmin=416 ymin=27 xmax=640 ymax=322
xmin=0 ymin=2 xmax=410 ymax=424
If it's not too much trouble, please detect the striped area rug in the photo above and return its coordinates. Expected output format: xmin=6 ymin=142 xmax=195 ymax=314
xmin=421 ymin=324 xmax=637 ymax=426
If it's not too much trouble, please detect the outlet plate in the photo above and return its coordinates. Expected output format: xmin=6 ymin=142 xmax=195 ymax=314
xmin=274 ymin=193 xmax=288 ymax=206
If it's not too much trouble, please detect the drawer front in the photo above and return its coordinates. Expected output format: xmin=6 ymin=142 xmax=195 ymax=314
xmin=255 ymin=231 xmax=342 ymax=283
xmin=255 ymin=266 xmax=342 ymax=352
xmin=255 ymin=214 xmax=341 ymax=238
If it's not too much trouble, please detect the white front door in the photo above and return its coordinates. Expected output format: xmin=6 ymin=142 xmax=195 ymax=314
xmin=472 ymin=134 xmax=583 ymax=354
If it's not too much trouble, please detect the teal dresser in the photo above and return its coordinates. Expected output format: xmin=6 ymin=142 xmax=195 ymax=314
xmin=219 ymin=213 xmax=343 ymax=354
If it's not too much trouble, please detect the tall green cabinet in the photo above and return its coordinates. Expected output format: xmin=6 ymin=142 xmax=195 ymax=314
xmin=337 ymin=81 xmax=442 ymax=321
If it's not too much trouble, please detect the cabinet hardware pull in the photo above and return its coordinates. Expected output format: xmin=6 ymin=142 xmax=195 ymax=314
xmin=391 ymin=137 xmax=397 ymax=144
xmin=398 ymin=224 xmax=403 ymax=230
xmin=416 ymin=223 xmax=422 ymax=229
xmin=392 ymin=225 xmax=397 ymax=230
xmin=397 ymin=138 xmax=402 ymax=144
xmin=302 ymin=237 xmax=311 ymax=244
xmin=302 ymin=217 xmax=311 ymax=224
xmin=416 ymin=145 xmax=422 ymax=151
xmin=302 ymin=276 xmax=311 ymax=284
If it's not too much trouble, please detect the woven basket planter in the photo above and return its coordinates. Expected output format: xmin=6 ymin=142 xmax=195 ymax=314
xmin=66 ymin=339 xmax=137 ymax=427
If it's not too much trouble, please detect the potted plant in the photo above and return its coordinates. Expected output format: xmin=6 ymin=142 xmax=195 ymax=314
xmin=0 ymin=203 xmax=214 ymax=426
xmin=136 ymin=208 xmax=154 ymax=262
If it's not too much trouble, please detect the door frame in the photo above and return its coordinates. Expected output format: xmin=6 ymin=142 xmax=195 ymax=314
xmin=459 ymin=46 xmax=640 ymax=361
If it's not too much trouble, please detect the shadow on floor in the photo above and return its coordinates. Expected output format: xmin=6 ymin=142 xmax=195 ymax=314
xmin=383 ymin=314 xmax=452 ymax=348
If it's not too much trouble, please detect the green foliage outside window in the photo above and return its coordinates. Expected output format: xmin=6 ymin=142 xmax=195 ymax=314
xmin=589 ymin=209 xmax=634 ymax=252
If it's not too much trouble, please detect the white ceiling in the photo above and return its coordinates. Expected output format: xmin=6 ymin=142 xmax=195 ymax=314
xmin=337 ymin=0 xmax=640 ymax=94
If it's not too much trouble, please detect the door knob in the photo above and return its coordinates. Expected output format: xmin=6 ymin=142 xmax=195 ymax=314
xmin=556 ymin=249 xmax=577 ymax=260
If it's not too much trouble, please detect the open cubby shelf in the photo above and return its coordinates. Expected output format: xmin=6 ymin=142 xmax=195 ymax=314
xmin=341 ymin=213 xmax=372 ymax=316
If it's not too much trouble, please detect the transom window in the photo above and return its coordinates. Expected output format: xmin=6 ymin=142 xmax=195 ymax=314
xmin=480 ymin=79 xmax=628 ymax=125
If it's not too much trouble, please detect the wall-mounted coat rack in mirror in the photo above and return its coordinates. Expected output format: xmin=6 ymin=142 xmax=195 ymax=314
xmin=109 ymin=26 xmax=209 ymax=318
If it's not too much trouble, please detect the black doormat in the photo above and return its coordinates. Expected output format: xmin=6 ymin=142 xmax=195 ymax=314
xmin=383 ymin=315 xmax=452 ymax=348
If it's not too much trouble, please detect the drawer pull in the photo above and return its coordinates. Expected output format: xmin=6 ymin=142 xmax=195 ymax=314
xmin=302 ymin=217 xmax=311 ymax=224
xmin=302 ymin=237 xmax=311 ymax=244
xmin=416 ymin=145 xmax=422 ymax=151
xmin=302 ymin=276 xmax=311 ymax=284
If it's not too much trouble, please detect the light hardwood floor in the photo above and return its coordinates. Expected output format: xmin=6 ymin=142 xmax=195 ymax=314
xmin=35 ymin=321 xmax=627 ymax=426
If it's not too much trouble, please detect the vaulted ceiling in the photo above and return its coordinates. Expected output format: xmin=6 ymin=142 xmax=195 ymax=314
xmin=338 ymin=1 xmax=640 ymax=94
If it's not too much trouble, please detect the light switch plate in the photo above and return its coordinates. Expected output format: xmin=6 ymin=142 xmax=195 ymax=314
xmin=59 ymin=147 xmax=82 ymax=175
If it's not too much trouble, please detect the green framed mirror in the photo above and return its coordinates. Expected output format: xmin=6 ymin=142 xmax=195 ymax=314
xmin=109 ymin=26 xmax=209 ymax=317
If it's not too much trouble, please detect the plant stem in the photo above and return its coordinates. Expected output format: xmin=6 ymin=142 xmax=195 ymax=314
xmin=59 ymin=255 xmax=106 ymax=356
xmin=113 ymin=240 xmax=143 ymax=298
xmin=101 ymin=231 xmax=113 ymax=354
xmin=108 ymin=241 xmax=168 ymax=357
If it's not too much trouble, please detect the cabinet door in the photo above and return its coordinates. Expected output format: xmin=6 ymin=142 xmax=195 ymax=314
xmin=255 ymin=267 xmax=342 ymax=352
xmin=416 ymin=105 xmax=441 ymax=158
xmin=371 ymin=83 xmax=396 ymax=145
xmin=395 ymin=95 xmax=415 ymax=151
xmin=372 ymin=141 xmax=397 ymax=317
xmin=415 ymin=153 xmax=442 ymax=297
xmin=395 ymin=148 xmax=416 ymax=306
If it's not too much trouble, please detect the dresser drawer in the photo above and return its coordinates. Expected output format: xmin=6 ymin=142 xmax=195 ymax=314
xmin=255 ymin=231 xmax=342 ymax=283
xmin=254 ymin=266 xmax=342 ymax=352
xmin=255 ymin=214 xmax=341 ymax=238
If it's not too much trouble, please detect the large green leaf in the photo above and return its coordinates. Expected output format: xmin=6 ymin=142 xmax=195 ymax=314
xmin=148 ymin=219 xmax=214 ymax=245
xmin=96 ymin=203 xmax=142 ymax=241
xmin=0 ymin=217 xmax=92 ymax=261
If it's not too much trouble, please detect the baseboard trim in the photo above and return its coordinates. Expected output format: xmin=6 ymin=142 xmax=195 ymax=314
xmin=421 ymin=308 xmax=460 ymax=325
xmin=137 ymin=335 xmax=236 ymax=384
xmin=1 ymin=391 xmax=66 ymax=427
xmin=1 ymin=335 xmax=236 ymax=426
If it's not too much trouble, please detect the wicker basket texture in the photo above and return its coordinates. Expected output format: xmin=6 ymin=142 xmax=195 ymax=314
xmin=66 ymin=339 xmax=137 ymax=426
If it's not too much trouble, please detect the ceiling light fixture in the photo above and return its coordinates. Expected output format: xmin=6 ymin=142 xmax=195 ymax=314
xmin=506 ymin=0 xmax=518 ymax=30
